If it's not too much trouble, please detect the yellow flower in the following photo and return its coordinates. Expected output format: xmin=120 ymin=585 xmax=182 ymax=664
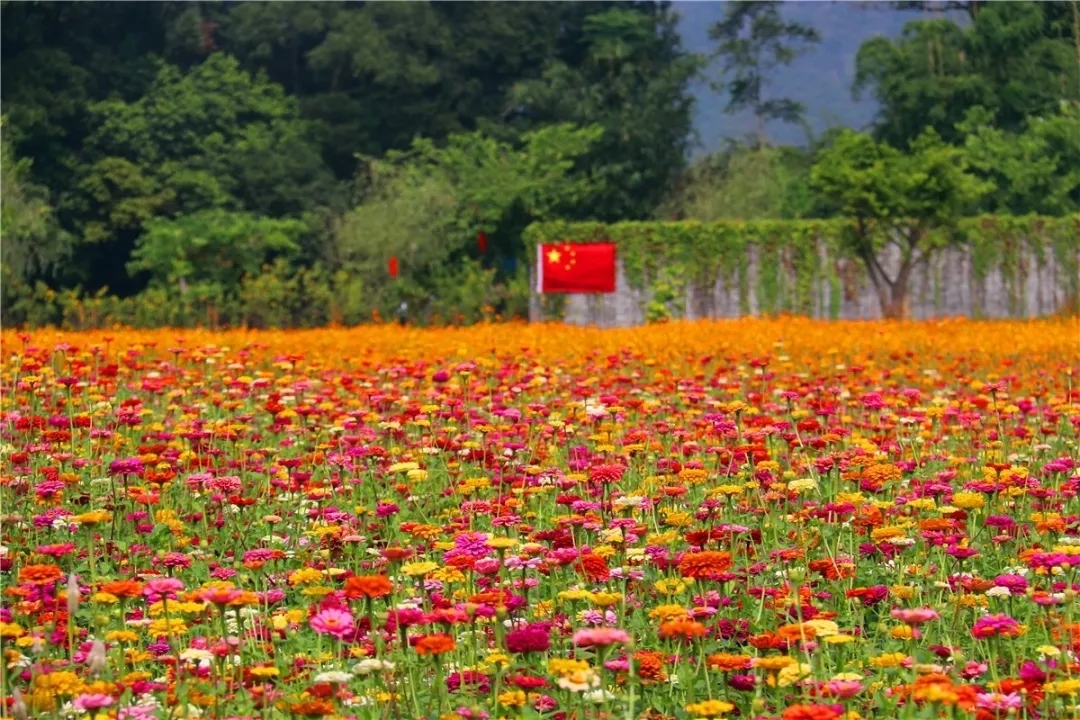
xmin=890 ymin=625 xmax=916 ymax=640
xmin=869 ymin=652 xmax=907 ymax=669
xmin=1045 ymin=679 xmax=1080 ymax=695
xmin=655 ymin=578 xmax=687 ymax=594
xmin=548 ymin=658 xmax=590 ymax=677
xmin=388 ymin=462 xmax=420 ymax=473
xmin=557 ymin=589 xmax=593 ymax=602
xmin=752 ymin=656 xmax=797 ymax=672
xmin=429 ymin=567 xmax=466 ymax=584
xmin=591 ymin=591 xmax=622 ymax=607
xmin=497 ymin=691 xmax=527 ymax=708
xmin=105 ymin=630 xmax=140 ymax=643
xmin=801 ymin=619 xmax=840 ymax=637
xmin=288 ymin=567 xmax=324 ymax=586
xmin=889 ymin=585 xmax=916 ymax=600
xmin=0 ymin=623 xmax=25 ymax=638
xmin=952 ymin=492 xmax=985 ymax=510
xmin=685 ymin=700 xmax=735 ymax=717
xmin=72 ymin=510 xmax=112 ymax=525
xmin=147 ymin=619 xmax=188 ymax=637
xmin=777 ymin=662 xmax=812 ymax=687
xmin=486 ymin=537 xmax=518 ymax=550
xmin=401 ymin=561 xmax=439 ymax=577
xmin=648 ymin=604 xmax=689 ymax=623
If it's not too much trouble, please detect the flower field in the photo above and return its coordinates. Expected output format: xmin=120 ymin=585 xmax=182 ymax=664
xmin=3 ymin=318 xmax=1080 ymax=720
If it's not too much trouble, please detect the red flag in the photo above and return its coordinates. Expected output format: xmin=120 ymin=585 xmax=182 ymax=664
xmin=388 ymin=256 xmax=399 ymax=278
xmin=477 ymin=231 xmax=488 ymax=254
xmin=537 ymin=242 xmax=616 ymax=294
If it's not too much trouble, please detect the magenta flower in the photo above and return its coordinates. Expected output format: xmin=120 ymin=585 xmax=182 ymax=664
xmin=73 ymin=693 xmax=115 ymax=711
xmin=890 ymin=608 xmax=940 ymax=625
xmin=144 ymin=578 xmax=185 ymax=601
xmin=572 ymin=627 xmax=631 ymax=647
xmin=310 ymin=608 xmax=355 ymax=638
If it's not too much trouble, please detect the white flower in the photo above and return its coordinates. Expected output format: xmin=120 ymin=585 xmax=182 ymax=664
xmin=179 ymin=648 xmax=214 ymax=665
xmin=353 ymin=659 xmax=395 ymax=675
xmin=314 ymin=670 xmax=354 ymax=684
xmin=985 ymin=586 xmax=1011 ymax=598
xmin=582 ymin=689 xmax=617 ymax=703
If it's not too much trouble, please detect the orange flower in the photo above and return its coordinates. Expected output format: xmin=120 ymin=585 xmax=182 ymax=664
xmin=706 ymin=653 xmax=752 ymax=672
xmin=289 ymin=700 xmax=336 ymax=717
xmin=18 ymin=564 xmax=64 ymax=586
xmin=658 ymin=619 xmax=707 ymax=640
xmin=413 ymin=633 xmax=456 ymax=655
xmin=781 ymin=705 xmax=841 ymax=720
xmin=100 ymin=580 xmax=145 ymax=599
xmin=344 ymin=575 xmax=394 ymax=600
xmin=632 ymin=650 xmax=667 ymax=683
xmin=677 ymin=551 xmax=733 ymax=580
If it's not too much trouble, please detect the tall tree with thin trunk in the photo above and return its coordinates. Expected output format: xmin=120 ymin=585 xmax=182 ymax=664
xmin=707 ymin=1 xmax=820 ymax=145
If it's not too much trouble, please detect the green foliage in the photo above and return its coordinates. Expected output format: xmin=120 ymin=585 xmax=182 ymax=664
xmin=0 ymin=117 xmax=73 ymax=283
xmin=855 ymin=3 xmax=1080 ymax=147
xmin=524 ymin=215 xmax=1078 ymax=320
xmin=958 ymin=102 xmax=1080 ymax=215
xmin=509 ymin=7 xmax=703 ymax=221
xmin=72 ymin=53 xmax=336 ymax=246
xmin=810 ymin=127 xmax=990 ymax=317
xmin=330 ymin=123 xmax=602 ymax=318
xmin=708 ymin=1 xmax=821 ymax=141
xmin=128 ymin=210 xmax=307 ymax=290
xmin=659 ymin=144 xmax=814 ymax=221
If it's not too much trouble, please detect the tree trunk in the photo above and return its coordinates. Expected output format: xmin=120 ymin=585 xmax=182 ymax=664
xmin=881 ymin=283 xmax=909 ymax=320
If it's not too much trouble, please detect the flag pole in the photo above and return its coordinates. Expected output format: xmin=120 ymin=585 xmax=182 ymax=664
xmin=529 ymin=244 xmax=543 ymax=323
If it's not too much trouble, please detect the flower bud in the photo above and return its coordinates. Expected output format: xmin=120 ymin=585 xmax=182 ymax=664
xmin=87 ymin=638 xmax=107 ymax=676
xmin=11 ymin=688 xmax=27 ymax=720
xmin=66 ymin=572 xmax=80 ymax=615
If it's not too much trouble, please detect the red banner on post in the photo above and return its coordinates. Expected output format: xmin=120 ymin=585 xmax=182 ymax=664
xmin=537 ymin=242 xmax=616 ymax=294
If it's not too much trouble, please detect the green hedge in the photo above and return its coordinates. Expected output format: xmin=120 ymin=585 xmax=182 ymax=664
xmin=524 ymin=215 xmax=1080 ymax=318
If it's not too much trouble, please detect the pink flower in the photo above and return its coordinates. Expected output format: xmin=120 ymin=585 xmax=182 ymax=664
xmin=824 ymin=679 xmax=864 ymax=699
xmin=572 ymin=628 xmax=631 ymax=647
xmin=890 ymin=608 xmax=940 ymax=625
xmin=975 ymin=692 xmax=1024 ymax=712
xmin=971 ymin=613 xmax=1023 ymax=639
xmin=310 ymin=608 xmax=355 ymax=638
xmin=144 ymin=578 xmax=185 ymax=601
xmin=73 ymin=693 xmax=115 ymax=711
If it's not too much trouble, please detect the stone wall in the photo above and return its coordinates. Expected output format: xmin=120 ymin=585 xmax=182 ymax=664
xmin=538 ymin=241 xmax=1079 ymax=327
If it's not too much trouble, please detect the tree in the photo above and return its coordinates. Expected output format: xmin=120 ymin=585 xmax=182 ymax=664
xmin=128 ymin=210 xmax=307 ymax=292
xmin=810 ymin=128 xmax=990 ymax=319
xmin=509 ymin=6 xmax=702 ymax=221
xmin=330 ymin=124 xmax=602 ymax=318
xmin=854 ymin=3 xmax=1079 ymax=147
xmin=65 ymin=53 xmax=337 ymax=292
xmin=707 ymin=1 xmax=820 ymax=144
xmin=957 ymin=103 xmax=1080 ymax=216
xmin=0 ymin=118 xmax=72 ymax=284
xmin=658 ymin=142 xmax=813 ymax=221
xmin=222 ymin=2 xmax=656 ymax=180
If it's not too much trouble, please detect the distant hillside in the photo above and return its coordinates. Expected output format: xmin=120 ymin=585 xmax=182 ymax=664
xmin=675 ymin=1 xmax=963 ymax=154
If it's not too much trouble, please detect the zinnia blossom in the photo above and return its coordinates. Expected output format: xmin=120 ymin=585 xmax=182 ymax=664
xmin=343 ymin=575 xmax=394 ymax=599
xmin=413 ymin=633 xmax=456 ymax=655
xmin=572 ymin=627 xmax=631 ymax=647
xmin=678 ymin=551 xmax=733 ymax=580
xmin=505 ymin=623 xmax=552 ymax=653
xmin=309 ymin=608 xmax=355 ymax=638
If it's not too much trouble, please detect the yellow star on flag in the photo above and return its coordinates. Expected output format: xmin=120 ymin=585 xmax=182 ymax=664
xmin=547 ymin=248 xmax=562 ymax=263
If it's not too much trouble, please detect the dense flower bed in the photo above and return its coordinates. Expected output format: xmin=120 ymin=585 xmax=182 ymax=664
xmin=2 ymin=318 xmax=1079 ymax=720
